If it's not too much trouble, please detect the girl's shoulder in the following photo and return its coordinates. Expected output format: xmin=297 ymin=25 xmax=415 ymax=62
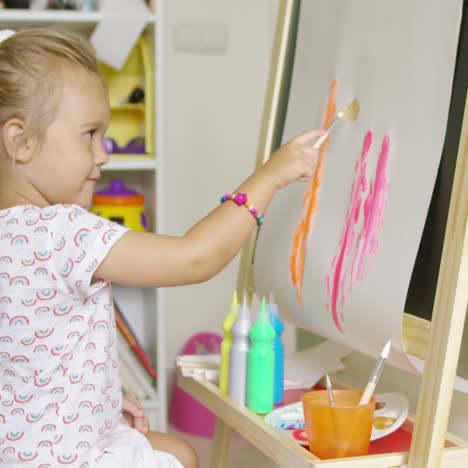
xmin=0 ymin=202 xmax=127 ymax=244
xmin=0 ymin=204 xmax=103 ymax=239
xmin=0 ymin=203 xmax=88 ymax=222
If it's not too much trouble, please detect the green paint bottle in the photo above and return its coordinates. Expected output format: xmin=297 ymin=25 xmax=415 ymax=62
xmin=246 ymin=296 xmax=275 ymax=414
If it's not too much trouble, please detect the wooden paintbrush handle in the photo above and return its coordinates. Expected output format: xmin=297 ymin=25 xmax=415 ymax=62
xmin=312 ymin=116 xmax=339 ymax=150
xmin=359 ymin=381 xmax=376 ymax=405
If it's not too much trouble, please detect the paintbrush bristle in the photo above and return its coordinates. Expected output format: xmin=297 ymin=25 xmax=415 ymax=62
xmin=381 ymin=340 xmax=392 ymax=359
xmin=342 ymin=98 xmax=360 ymax=121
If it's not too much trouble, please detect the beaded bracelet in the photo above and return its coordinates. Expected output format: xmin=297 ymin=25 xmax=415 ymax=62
xmin=220 ymin=192 xmax=264 ymax=225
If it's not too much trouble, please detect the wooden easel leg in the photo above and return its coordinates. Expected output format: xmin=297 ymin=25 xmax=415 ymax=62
xmin=209 ymin=418 xmax=232 ymax=468
xmin=407 ymin=96 xmax=468 ymax=467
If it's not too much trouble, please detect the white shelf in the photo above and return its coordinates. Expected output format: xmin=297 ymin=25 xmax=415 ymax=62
xmin=0 ymin=9 xmax=156 ymax=25
xmin=103 ymin=155 xmax=158 ymax=171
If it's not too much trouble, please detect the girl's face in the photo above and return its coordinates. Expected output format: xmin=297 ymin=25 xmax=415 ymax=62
xmin=25 ymin=71 xmax=110 ymax=209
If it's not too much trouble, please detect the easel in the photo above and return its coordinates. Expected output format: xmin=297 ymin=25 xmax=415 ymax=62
xmin=177 ymin=1 xmax=468 ymax=466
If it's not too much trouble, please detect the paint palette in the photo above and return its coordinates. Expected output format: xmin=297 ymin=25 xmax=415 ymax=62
xmin=264 ymin=392 xmax=409 ymax=446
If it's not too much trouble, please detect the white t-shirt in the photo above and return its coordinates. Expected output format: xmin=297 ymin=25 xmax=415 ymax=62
xmin=0 ymin=204 xmax=129 ymax=467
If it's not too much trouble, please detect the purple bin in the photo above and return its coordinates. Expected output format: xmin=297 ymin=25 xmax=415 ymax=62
xmin=169 ymin=332 xmax=222 ymax=437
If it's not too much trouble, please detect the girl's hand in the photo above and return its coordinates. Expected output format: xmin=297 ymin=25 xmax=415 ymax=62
xmin=120 ymin=393 xmax=150 ymax=434
xmin=261 ymin=128 xmax=325 ymax=189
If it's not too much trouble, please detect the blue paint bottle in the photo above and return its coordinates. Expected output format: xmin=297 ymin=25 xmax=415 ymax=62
xmin=268 ymin=292 xmax=284 ymax=404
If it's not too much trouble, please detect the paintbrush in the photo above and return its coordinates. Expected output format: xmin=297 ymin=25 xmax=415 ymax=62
xmin=312 ymin=98 xmax=360 ymax=150
xmin=325 ymin=374 xmax=335 ymax=406
xmin=359 ymin=340 xmax=391 ymax=405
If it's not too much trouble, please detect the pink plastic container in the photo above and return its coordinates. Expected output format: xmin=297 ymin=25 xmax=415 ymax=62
xmin=169 ymin=332 xmax=222 ymax=437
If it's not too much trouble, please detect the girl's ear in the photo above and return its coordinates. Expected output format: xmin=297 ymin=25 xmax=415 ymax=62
xmin=1 ymin=118 xmax=37 ymax=164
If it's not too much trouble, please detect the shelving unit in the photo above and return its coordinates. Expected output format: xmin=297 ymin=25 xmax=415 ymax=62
xmin=105 ymin=155 xmax=159 ymax=172
xmin=0 ymin=5 xmax=167 ymax=431
xmin=0 ymin=9 xmax=155 ymax=24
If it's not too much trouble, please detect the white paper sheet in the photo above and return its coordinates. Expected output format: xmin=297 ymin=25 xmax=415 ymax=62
xmin=91 ymin=0 xmax=150 ymax=70
xmin=284 ymin=340 xmax=351 ymax=390
xmin=254 ymin=1 xmax=463 ymax=377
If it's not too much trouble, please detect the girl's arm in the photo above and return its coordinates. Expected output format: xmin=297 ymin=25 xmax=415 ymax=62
xmin=94 ymin=129 xmax=323 ymax=288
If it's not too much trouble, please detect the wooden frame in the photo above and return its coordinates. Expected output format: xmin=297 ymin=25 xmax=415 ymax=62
xmin=406 ymin=95 xmax=468 ymax=467
xmin=178 ymin=1 xmax=468 ymax=466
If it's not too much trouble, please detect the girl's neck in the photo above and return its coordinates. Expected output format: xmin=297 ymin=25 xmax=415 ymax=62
xmin=0 ymin=192 xmax=43 ymax=211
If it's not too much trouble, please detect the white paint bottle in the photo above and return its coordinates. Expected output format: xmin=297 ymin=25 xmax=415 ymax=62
xmin=228 ymin=294 xmax=251 ymax=405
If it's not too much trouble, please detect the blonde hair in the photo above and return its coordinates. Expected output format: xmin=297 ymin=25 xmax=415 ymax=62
xmin=0 ymin=28 xmax=106 ymax=146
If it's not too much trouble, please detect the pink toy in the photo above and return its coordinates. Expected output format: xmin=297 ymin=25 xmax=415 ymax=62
xmin=169 ymin=332 xmax=222 ymax=437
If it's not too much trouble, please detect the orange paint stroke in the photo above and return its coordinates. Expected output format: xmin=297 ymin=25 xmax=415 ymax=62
xmin=289 ymin=80 xmax=338 ymax=307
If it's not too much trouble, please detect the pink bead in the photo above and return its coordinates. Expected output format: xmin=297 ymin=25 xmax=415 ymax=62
xmin=234 ymin=192 xmax=247 ymax=206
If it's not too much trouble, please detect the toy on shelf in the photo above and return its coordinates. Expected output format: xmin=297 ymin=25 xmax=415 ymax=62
xmin=169 ymin=332 xmax=222 ymax=437
xmin=117 ymin=86 xmax=145 ymax=105
xmin=100 ymin=36 xmax=154 ymax=156
xmin=91 ymin=179 xmax=148 ymax=231
xmin=102 ymin=136 xmax=146 ymax=155
xmin=5 ymin=0 xmax=29 ymax=7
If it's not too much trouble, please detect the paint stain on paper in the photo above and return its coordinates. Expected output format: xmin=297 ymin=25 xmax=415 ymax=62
xmin=326 ymin=131 xmax=390 ymax=332
xmin=351 ymin=135 xmax=390 ymax=287
xmin=289 ymin=80 xmax=338 ymax=307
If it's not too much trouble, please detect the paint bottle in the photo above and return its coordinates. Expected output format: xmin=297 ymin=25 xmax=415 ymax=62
xmin=228 ymin=294 xmax=251 ymax=405
xmin=219 ymin=290 xmax=239 ymax=395
xmin=268 ymin=291 xmax=284 ymax=404
xmin=247 ymin=296 xmax=275 ymax=414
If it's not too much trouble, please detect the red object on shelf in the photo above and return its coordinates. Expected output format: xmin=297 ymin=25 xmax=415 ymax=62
xmin=114 ymin=302 xmax=157 ymax=381
xmin=368 ymin=427 xmax=412 ymax=454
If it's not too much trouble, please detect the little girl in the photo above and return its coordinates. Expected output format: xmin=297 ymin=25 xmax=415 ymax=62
xmin=0 ymin=28 xmax=322 ymax=467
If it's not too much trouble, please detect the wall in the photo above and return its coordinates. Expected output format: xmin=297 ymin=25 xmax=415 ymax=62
xmin=163 ymin=0 xmax=277 ymax=369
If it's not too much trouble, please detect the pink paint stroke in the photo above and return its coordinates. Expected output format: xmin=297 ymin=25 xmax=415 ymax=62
xmin=351 ymin=135 xmax=390 ymax=286
xmin=325 ymin=132 xmax=390 ymax=333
